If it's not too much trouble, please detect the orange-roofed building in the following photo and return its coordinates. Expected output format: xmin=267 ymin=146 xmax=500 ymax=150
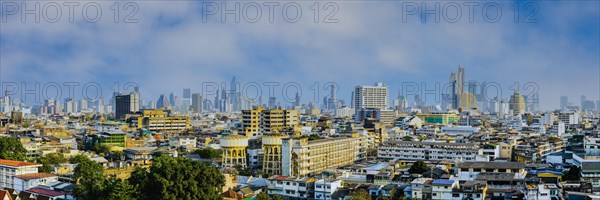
xmin=0 ymin=159 xmax=41 ymax=190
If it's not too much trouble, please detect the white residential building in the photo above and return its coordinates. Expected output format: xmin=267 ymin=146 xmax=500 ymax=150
xmin=314 ymin=179 xmax=341 ymax=200
xmin=378 ymin=141 xmax=482 ymax=162
xmin=0 ymin=159 xmax=41 ymax=190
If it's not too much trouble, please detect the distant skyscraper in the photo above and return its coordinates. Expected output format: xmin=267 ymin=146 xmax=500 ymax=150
xmin=268 ymin=97 xmax=277 ymax=109
xmin=182 ymin=88 xmax=191 ymax=112
xmin=581 ymin=95 xmax=587 ymax=109
xmin=169 ymin=92 xmax=176 ymax=108
xmin=294 ymin=92 xmax=300 ymax=107
xmin=327 ymin=85 xmax=338 ymax=110
xmin=560 ymin=96 xmax=568 ymax=110
xmin=191 ymin=93 xmax=203 ymax=113
xmin=449 ymin=66 xmax=465 ymax=110
xmin=115 ymin=92 xmax=139 ymax=120
xmin=157 ymin=94 xmax=170 ymax=109
xmin=80 ymin=99 xmax=88 ymax=112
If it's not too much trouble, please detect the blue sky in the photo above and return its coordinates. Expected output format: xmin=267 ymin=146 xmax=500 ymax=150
xmin=1 ymin=0 xmax=599 ymax=110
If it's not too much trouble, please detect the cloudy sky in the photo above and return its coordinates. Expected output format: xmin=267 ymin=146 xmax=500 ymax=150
xmin=1 ymin=0 xmax=598 ymax=110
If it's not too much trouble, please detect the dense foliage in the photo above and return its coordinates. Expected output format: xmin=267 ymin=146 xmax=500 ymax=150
xmin=0 ymin=137 xmax=27 ymax=161
xmin=73 ymin=154 xmax=225 ymax=200
xmin=195 ymin=147 xmax=222 ymax=159
xmin=408 ymin=161 xmax=431 ymax=174
xmin=38 ymin=153 xmax=67 ymax=173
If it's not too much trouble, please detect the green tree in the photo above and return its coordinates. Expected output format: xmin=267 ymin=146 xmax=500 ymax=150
xmin=256 ymin=191 xmax=272 ymax=200
xmin=38 ymin=153 xmax=67 ymax=173
xmin=128 ymin=167 xmax=149 ymax=200
xmin=408 ymin=161 xmax=430 ymax=175
xmin=235 ymin=164 xmax=253 ymax=176
xmin=69 ymin=154 xmax=90 ymax=164
xmin=105 ymin=177 xmax=137 ymax=200
xmin=111 ymin=150 xmax=125 ymax=161
xmin=0 ymin=137 xmax=27 ymax=160
xmin=194 ymin=147 xmax=222 ymax=159
xmin=562 ymin=166 xmax=582 ymax=181
xmin=139 ymin=156 xmax=225 ymax=200
xmin=402 ymin=136 xmax=413 ymax=141
xmin=72 ymin=157 xmax=106 ymax=200
xmin=349 ymin=189 xmax=370 ymax=200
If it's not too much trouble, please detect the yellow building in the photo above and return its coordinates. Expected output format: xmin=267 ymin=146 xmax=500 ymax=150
xmin=262 ymin=133 xmax=289 ymax=175
xmin=137 ymin=110 xmax=190 ymax=133
xmin=240 ymin=107 xmax=299 ymax=137
xmin=220 ymin=134 xmax=249 ymax=168
xmin=282 ymin=133 xmax=367 ymax=177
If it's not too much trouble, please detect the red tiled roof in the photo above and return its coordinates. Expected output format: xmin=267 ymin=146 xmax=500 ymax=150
xmin=0 ymin=159 xmax=39 ymax=167
xmin=26 ymin=188 xmax=66 ymax=197
xmin=14 ymin=173 xmax=56 ymax=181
xmin=0 ymin=190 xmax=13 ymax=200
xmin=275 ymin=176 xmax=289 ymax=181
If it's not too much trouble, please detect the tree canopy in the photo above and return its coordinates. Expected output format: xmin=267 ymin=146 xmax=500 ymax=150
xmin=131 ymin=155 xmax=225 ymax=200
xmin=73 ymin=156 xmax=106 ymax=200
xmin=194 ymin=147 xmax=222 ymax=159
xmin=562 ymin=166 xmax=581 ymax=181
xmin=0 ymin=137 xmax=27 ymax=161
xmin=349 ymin=189 xmax=370 ymax=200
xmin=408 ymin=161 xmax=431 ymax=175
xmin=38 ymin=152 xmax=67 ymax=173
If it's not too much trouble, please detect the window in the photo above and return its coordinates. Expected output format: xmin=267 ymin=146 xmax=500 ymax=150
xmin=433 ymin=193 xmax=437 ymax=196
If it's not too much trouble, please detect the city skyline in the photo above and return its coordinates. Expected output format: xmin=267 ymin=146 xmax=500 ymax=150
xmin=1 ymin=1 xmax=598 ymax=110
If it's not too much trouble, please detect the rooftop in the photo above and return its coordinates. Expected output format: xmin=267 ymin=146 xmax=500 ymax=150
xmin=458 ymin=161 xmax=525 ymax=169
xmin=14 ymin=173 xmax=56 ymax=181
xmin=0 ymin=159 xmax=40 ymax=167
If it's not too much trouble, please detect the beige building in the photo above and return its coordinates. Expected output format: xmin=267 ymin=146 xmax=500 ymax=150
xmin=281 ymin=133 xmax=367 ymax=177
xmin=240 ymin=106 xmax=299 ymax=138
xmin=137 ymin=109 xmax=190 ymax=133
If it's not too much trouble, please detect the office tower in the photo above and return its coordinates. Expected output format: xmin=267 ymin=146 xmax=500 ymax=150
xmin=327 ymin=85 xmax=338 ymax=110
xmin=478 ymin=81 xmax=488 ymax=112
xmin=350 ymin=91 xmax=355 ymax=109
xmin=560 ymin=96 xmax=568 ymax=110
xmin=115 ymin=92 xmax=140 ymax=120
xmin=526 ymin=93 xmax=539 ymax=112
xmin=97 ymin=97 xmax=105 ymax=114
xmin=157 ymin=94 xmax=170 ymax=109
xmin=581 ymin=95 xmax=587 ymax=109
xmin=449 ymin=66 xmax=465 ymax=110
xmin=169 ymin=92 xmax=176 ymax=108
xmin=229 ymin=76 xmax=240 ymax=112
xmin=182 ymin=88 xmax=191 ymax=112
xmin=597 ymin=100 xmax=600 ymax=112
xmin=509 ymin=90 xmax=526 ymax=114
xmin=191 ymin=93 xmax=203 ymax=113
xmin=64 ymin=98 xmax=77 ymax=113
xmin=80 ymin=99 xmax=88 ymax=112
xmin=294 ymin=92 xmax=300 ymax=107
xmin=148 ymin=100 xmax=156 ymax=109
xmin=354 ymin=82 xmax=389 ymax=110
xmin=268 ymin=97 xmax=277 ymax=110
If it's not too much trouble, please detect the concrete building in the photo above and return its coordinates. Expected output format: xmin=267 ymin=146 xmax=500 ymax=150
xmin=378 ymin=141 xmax=483 ymax=162
xmin=220 ymin=134 xmax=249 ymax=168
xmin=115 ymin=92 xmax=140 ymax=120
xmin=0 ymin=159 xmax=41 ymax=190
xmin=455 ymin=162 xmax=527 ymax=181
xmin=240 ymin=106 xmax=299 ymax=138
xmin=281 ymin=134 xmax=367 ymax=177
xmin=137 ymin=109 xmax=190 ymax=133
